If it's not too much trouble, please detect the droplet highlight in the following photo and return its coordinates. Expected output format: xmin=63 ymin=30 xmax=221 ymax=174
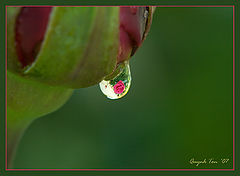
xmin=99 ymin=61 xmax=131 ymax=99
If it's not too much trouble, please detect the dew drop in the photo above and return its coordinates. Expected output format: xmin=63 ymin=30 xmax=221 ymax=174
xmin=99 ymin=61 xmax=131 ymax=99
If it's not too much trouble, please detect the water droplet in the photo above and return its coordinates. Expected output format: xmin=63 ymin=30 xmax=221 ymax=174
xmin=99 ymin=61 xmax=131 ymax=99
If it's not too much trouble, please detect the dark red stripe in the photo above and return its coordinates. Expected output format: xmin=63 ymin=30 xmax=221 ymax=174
xmin=15 ymin=7 xmax=52 ymax=67
xmin=118 ymin=7 xmax=141 ymax=63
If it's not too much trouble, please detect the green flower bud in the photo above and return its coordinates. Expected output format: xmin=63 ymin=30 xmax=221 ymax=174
xmin=8 ymin=7 xmax=119 ymax=88
xmin=7 ymin=6 xmax=154 ymax=166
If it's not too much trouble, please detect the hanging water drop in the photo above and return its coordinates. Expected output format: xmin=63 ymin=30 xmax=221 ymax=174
xmin=99 ymin=61 xmax=131 ymax=99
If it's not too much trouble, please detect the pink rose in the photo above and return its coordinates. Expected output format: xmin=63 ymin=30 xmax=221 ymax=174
xmin=113 ymin=80 xmax=125 ymax=94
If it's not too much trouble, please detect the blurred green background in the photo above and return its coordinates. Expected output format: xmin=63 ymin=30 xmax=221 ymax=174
xmin=14 ymin=7 xmax=233 ymax=169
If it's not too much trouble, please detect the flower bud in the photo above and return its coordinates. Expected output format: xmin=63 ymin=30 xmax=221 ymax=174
xmin=8 ymin=6 xmax=154 ymax=88
xmin=8 ymin=7 xmax=120 ymax=88
xmin=7 ymin=7 xmax=155 ymax=164
xmin=7 ymin=7 xmax=153 ymax=164
xmin=7 ymin=6 xmax=154 ymax=123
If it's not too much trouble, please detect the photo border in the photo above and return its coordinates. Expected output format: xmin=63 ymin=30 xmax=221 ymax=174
xmin=4 ymin=5 xmax=236 ymax=172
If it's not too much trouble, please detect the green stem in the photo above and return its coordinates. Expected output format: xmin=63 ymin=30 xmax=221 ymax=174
xmin=7 ymin=117 xmax=32 ymax=168
xmin=7 ymin=71 xmax=73 ymax=168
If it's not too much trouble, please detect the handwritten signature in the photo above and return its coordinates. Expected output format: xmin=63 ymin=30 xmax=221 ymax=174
xmin=189 ymin=158 xmax=229 ymax=166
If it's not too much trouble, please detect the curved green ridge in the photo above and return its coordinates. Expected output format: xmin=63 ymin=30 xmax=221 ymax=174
xmin=24 ymin=7 xmax=119 ymax=88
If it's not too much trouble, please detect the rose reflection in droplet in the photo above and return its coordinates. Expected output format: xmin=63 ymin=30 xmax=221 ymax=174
xmin=113 ymin=80 xmax=125 ymax=94
xmin=99 ymin=61 xmax=131 ymax=100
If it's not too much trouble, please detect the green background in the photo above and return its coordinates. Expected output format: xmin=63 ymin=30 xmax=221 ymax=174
xmin=9 ymin=7 xmax=233 ymax=169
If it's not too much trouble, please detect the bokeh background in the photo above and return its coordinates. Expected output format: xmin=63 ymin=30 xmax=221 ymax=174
xmin=14 ymin=7 xmax=233 ymax=169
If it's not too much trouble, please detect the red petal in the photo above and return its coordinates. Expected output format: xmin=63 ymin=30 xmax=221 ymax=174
xmin=15 ymin=7 xmax=52 ymax=67
xmin=118 ymin=7 xmax=141 ymax=63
